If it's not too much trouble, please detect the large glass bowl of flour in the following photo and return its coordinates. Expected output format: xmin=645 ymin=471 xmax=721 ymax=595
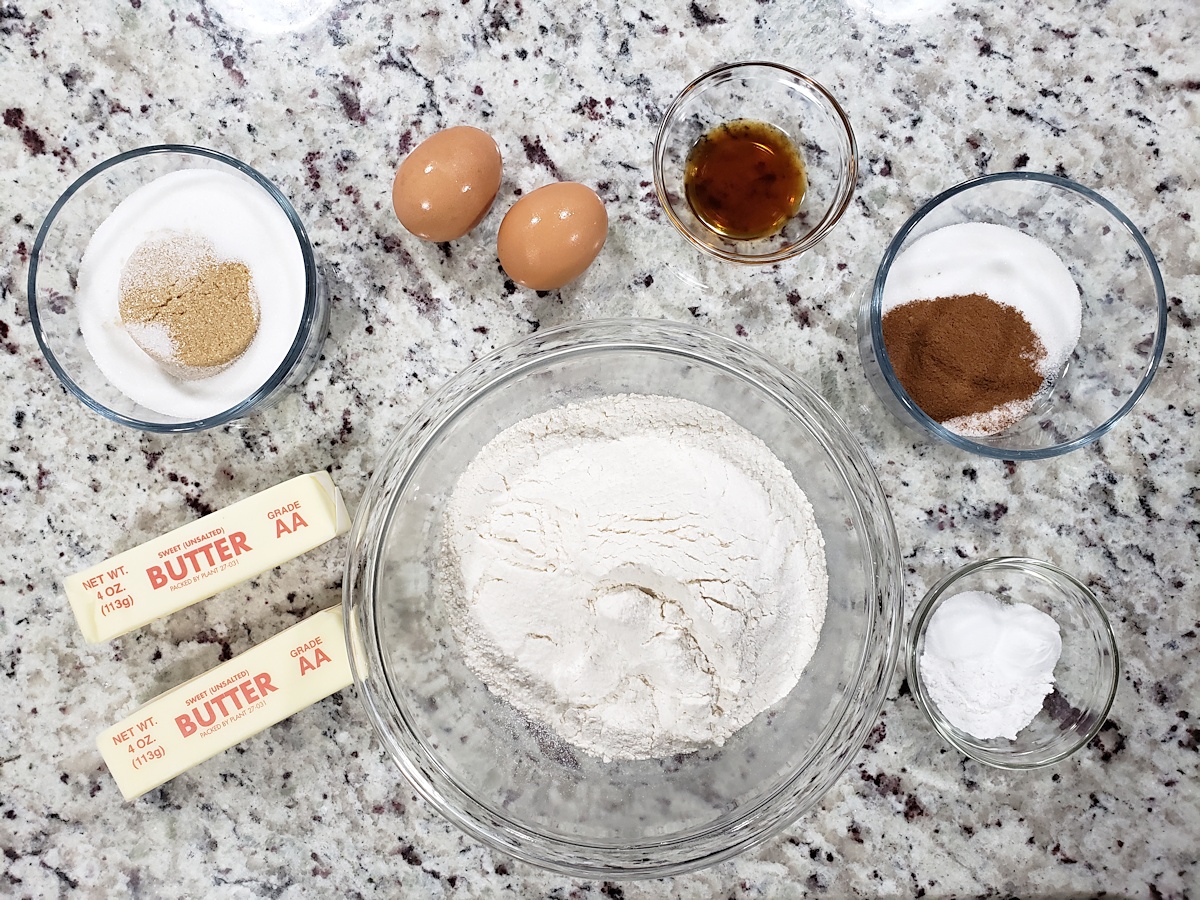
xmin=344 ymin=319 xmax=902 ymax=877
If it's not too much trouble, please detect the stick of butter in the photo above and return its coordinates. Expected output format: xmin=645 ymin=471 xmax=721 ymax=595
xmin=65 ymin=471 xmax=351 ymax=643
xmin=98 ymin=605 xmax=352 ymax=801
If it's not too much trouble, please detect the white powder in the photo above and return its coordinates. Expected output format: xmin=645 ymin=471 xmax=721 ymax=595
xmin=919 ymin=590 xmax=1062 ymax=740
xmin=882 ymin=222 xmax=1083 ymax=436
xmin=440 ymin=394 xmax=829 ymax=761
xmin=208 ymin=0 xmax=337 ymax=34
xmin=77 ymin=169 xmax=306 ymax=420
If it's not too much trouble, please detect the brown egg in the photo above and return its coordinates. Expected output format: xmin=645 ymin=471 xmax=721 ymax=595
xmin=391 ymin=126 xmax=502 ymax=242
xmin=497 ymin=182 xmax=608 ymax=291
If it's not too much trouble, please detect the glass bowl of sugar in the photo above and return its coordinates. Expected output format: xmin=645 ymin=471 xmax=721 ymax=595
xmin=907 ymin=556 xmax=1119 ymax=769
xmin=28 ymin=145 xmax=328 ymax=432
xmin=859 ymin=172 xmax=1167 ymax=459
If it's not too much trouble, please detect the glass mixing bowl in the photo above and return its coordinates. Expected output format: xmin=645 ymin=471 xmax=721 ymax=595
xmin=344 ymin=319 xmax=902 ymax=877
xmin=28 ymin=145 xmax=328 ymax=432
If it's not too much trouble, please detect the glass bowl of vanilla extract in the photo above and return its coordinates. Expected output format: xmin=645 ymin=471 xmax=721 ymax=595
xmin=652 ymin=61 xmax=858 ymax=264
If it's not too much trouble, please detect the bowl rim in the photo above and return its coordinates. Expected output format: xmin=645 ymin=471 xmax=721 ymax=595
xmin=867 ymin=170 xmax=1168 ymax=460
xmin=27 ymin=143 xmax=321 ymax=433
xmin=343 ymin=317 xmax=903 ymax=877
xmin=905 ymin=555 xmax=1120 ymax=770
xmin=652 ymin=60 xmax=859 ymax=265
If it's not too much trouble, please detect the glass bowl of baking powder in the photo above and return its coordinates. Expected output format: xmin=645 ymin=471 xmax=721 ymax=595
xmin=344 ymin=318 xmax=903 ymax=878
xmin=28 ymin=145 xmax=328 ymax=432
xmin=907 ymin=557 xmax=1119 ymax=769
xmin=859 ymin=171 xmax=1167 ymax=460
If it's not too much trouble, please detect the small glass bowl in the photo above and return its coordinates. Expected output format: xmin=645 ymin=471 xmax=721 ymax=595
xmin=28 ymin=145 xmax=329 ymax=433
xmin=859 ymin=172 xmax=1167 ymax=459
xmin=652 ymin=61 xmax=858 ymax=264
xmin=907 ymin=557 xmax=1119 ymax=769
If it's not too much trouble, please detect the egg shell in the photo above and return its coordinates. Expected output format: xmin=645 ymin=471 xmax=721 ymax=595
xmin=497 ymin=182 xmax=608 ymax=291
xmin=392 ymin=126 xmax=502 ymax=242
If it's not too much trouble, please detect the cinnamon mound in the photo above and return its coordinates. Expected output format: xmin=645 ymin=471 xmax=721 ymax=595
xmin=882 ymin=292 xmax=1046 ymax=424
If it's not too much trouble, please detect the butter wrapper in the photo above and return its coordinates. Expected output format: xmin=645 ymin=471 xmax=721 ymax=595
xmin=98 ymin=605 xmax=352 ymax=801
xmin=65 ymin=471 xmax=351 ymax=643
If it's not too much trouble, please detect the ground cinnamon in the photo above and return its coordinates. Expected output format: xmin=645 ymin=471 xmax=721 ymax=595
xmin=881 ymin=293 xmax=1046 ymax=425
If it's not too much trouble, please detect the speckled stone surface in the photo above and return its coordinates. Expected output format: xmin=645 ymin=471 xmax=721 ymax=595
xmin=2 ymin=0 xmax=1198 ymax=896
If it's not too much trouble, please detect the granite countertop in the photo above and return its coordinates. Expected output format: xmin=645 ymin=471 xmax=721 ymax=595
xmin=2 ymin=0 xmax=1197 ymax=896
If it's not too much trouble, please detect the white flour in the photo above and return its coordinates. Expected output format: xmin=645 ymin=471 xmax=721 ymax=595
xmin=439 ymin=394 xmax=828 ymax=761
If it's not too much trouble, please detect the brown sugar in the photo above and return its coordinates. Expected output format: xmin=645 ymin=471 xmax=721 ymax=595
xmin=881 ymin=293 xmax=1047 ymax=426
xmin=119 ymin=232 xmax=259 ymax=380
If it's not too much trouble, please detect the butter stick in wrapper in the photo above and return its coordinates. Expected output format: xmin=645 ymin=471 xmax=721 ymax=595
xmin=65 ymin=471 xmax=351 ymax=643
xmin=98 ymin=606 xmax=352 ymax=801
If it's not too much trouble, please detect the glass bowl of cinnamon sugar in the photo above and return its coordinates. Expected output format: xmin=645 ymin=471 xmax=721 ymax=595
xmin=28 ymin=145 xmax=329 ymax=432
xmin=858 ymin=172 xmax=1167 ymax=459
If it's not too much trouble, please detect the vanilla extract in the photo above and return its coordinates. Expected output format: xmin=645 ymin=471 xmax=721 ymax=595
xmin=683 ymin=119 xmax=808 ymax=241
